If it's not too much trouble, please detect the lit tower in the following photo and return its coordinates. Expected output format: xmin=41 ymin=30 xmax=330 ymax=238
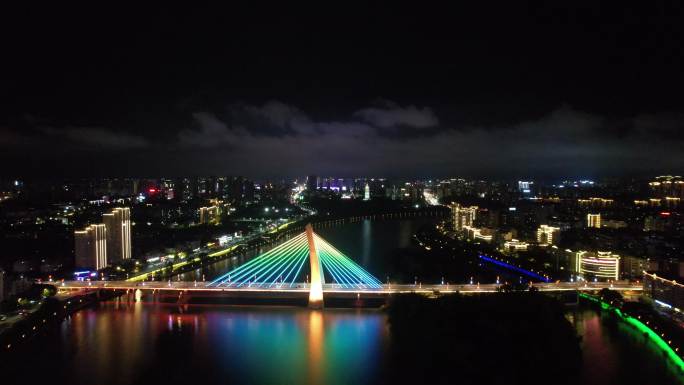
xmin=74 ymin=224 xmax=108 ymax=270
xmin=587 ymin=213 xmax=601 ymax=228
xmin=103 ymin=207 xmax=132 ymax=263
xmin=363 ymin=183 xmax=370 ymax=201
xmin=305 ymin=224 xmax=324 ymax=308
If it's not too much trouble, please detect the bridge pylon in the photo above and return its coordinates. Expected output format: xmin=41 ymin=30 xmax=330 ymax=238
xmin=306 ymin=223 xmax=324 ymax=309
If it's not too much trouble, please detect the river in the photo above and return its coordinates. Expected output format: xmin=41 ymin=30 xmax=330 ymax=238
xmin=2 ymin=219 xmax=682 ymax=385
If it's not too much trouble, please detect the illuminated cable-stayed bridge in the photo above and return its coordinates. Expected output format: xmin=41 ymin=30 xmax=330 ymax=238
xmin=54 ymin=224 xmax=643 ymax=307
xmin=208 ymin=229 xmax=383 ymax=290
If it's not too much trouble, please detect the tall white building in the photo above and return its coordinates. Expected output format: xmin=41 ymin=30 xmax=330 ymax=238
xmin=74 ymin=224 xmax=108 ymax=270
xmin=363 ymin=183 xmax=370 ymax=201
xmin=103 ymin=207 xmax=132 ymax=263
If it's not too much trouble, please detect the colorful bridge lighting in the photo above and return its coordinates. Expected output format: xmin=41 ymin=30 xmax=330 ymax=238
xmin=209 ymin=230 xmax=383 ymax=289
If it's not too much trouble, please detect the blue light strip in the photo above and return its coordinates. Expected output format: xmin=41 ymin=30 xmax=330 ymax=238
xmin=478 ymin=255 xmax=551 ymax=283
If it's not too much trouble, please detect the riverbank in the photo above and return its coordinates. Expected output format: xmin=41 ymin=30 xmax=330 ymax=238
xmin=0 ymin=289 xmax=117 ymax=354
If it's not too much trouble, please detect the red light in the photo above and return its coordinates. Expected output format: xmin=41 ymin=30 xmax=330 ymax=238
xmin=148 ymin=188 xmax=157 ymax=194
xmin=660 ymin=212 xmax=671 ymax=216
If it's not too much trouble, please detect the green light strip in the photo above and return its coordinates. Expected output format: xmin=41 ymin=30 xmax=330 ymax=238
xmin=579 ymin=293 xmax=684 ymax=371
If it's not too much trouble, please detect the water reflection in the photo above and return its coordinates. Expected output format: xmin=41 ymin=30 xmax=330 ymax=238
xmin=308 ymin=310 xmax=324 ymax=384
xmin=569 ymin=308 xmax=684 ymax=385
xmin=4 ymin=299 xmax=682 ymax=385
xmin=14 ymin=301 xmax=388 ymax=385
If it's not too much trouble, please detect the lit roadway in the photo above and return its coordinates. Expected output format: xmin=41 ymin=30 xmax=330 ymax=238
xmin=54 ymin=280 xmax=642 ymax=295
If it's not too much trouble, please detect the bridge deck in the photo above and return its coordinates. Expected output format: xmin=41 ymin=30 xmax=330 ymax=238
xmin=54 ymin=280 xmax=642 ymax=295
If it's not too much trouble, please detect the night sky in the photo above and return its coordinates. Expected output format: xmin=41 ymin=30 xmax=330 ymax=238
xmin=2 ymin=3 xmax=684 ymax=179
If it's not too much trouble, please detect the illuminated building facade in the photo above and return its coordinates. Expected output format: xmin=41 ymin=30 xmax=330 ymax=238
xmin=363 ymin=183 xmax=370 ymax=201
xmin=518 ymin=180 xmax=532 ymax=195
xmin=665 ymin=197 xmax=681 ymax=208
xmin=102 ymin=207 xmax=132 ymax=263
xmin=463 ymin=226 xmax=493 ymax=242
xmin=503 ymin=239 xmax=529 ymax=252
xmin=199 ymin=206 xmax=219 ymax=224
xmin=75 ymin=224 xmax=108 ymax=270
xmin=536 ymin=224 xmax=560 ymax=246
xmin=649 ymin=175 xmax=684 ymax=199
xmin=586 ymin=213 xmax=601 ymax=228
xmin=578 ymin=197 xmax=614 ymax=208
xmin=450 ymin=203 xmax=478 ymax=232
xmin=576 ymin=251 xmax=620 ymax=281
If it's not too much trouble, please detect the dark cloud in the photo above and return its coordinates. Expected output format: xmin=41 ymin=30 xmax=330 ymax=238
xmin=54 ymin=127 xmax=149 ymax=150
xmin=354 ymin=101 xmax=439 ymax=129
xmin=0 ymin=125 xmax=149 ymax=153
xmin=170 ymin=102 xmax=684 ymax=178
xmin=1 ymin=101 xmax=682 ymax=178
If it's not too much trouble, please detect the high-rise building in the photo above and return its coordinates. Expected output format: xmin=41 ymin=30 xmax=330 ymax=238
xmin=363 ymin=183 xmax=370 ymax=201
xmin=75 ymin=224 xmax=108 ymax=270
xmin=450 ymin=203 xmax=478 ymax=231
xmin=586 ymin=213 xmax=601 ymax=228
xmin=536 ymin=224 xmax=560 ymax=246
xmin=306 ymin=175 xmax=318 ymax=191
xmin=102 ymin=207 xmax=132 ymax=263
xmin=199 ymin=206 xmax=219 ymax=224
xmin=518 ymin=181 xmax=533 ymax=195
xmin=575 ymin=251 xmax=620 ymax=281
